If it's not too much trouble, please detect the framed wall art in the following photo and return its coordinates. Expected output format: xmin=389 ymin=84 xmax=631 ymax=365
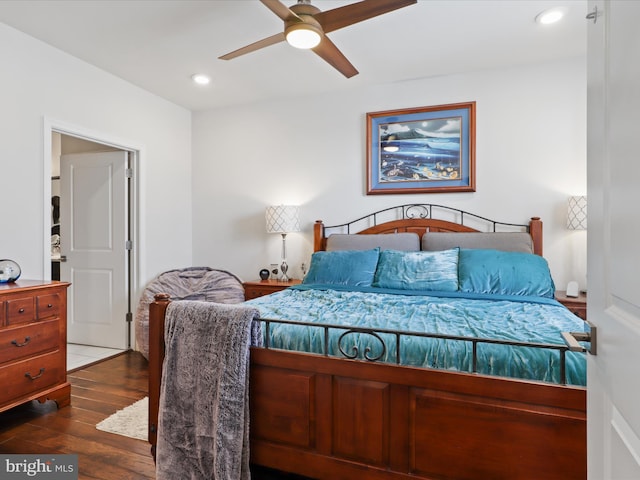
xmin=366 ymin=102 xmax=476 ymax=195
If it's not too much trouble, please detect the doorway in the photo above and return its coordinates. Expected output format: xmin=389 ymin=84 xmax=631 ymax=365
xmin=45 ymin=123 xmax=140 ymax=358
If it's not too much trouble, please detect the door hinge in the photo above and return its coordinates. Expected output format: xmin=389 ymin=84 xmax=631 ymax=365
xmin=125 ymin=168 xmax=133 ymax=178
xmin=126 ymin=312 xmax=133 ymax=324
xmin=125 ymin=240 xmax=133 ymax=250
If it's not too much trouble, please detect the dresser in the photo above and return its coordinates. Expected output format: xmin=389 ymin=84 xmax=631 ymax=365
xmin=0 ymin=280 xmax=71 ymax=413
xmin=243 ymin=279 xmax=302 ymax=300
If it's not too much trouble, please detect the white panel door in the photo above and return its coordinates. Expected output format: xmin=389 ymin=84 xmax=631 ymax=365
xmin=587 ymin=1 xmax=640 ymax=478
xmin=60 ymin=151 xmax=129 ymax=349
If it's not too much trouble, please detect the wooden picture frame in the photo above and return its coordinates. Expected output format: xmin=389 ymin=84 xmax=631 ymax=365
xmin=366 ymin=102 xmax=476 ymax=194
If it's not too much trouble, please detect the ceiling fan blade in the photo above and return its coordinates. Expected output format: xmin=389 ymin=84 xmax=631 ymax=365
xmin=260 ymin=0 xmax=301 ymax=22
xmin=219 ymin=32 xmax=286 ymax=60
xmin=316 ymin=0 xmax=417 ymax=34
xmin=312 ymin=36 xmax=358 ymax=78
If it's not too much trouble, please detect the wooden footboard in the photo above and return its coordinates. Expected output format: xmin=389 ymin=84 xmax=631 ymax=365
xmin=148 ymin=294 xmax=586 ymax=479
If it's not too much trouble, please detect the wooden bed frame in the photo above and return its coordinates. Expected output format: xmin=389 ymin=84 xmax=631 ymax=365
xmin=148 ymin=205 xmax=586 ymax=480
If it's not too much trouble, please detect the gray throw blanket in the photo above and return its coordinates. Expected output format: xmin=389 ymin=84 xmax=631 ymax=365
xmin=156 ymin=300 xmax=262 ymax=480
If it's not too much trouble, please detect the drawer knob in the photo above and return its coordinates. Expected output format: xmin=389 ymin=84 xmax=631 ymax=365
xmin=11 ymin=337 xmax=31 ymax=347
xmin=25 ymin=368 xmax=46 ymax=380
xmin=18 ymin=308 xmax=25 ymax=314
xmin=47 ymin=303 xmax=53 ymax=308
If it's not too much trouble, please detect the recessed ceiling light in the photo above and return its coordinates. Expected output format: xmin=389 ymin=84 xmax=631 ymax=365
xmin=191 ymin=74 xmax=211 ymax=85
xmin=535 ymin=7 xmax=568 ymax=25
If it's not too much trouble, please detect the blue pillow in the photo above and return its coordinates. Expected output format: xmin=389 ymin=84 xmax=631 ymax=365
xmin=302 ymin=248 xmax=380 ymax=287
xmin=458 ymin=249 xmax=555 ymax=298
xmin=372 ymin=248 xmax=459 ymax=291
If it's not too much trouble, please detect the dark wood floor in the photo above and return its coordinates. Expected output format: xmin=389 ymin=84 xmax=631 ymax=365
xmin=0 ymin=351 xmax=308 ymax=480
xmin=0 ymin=352 xmax=154 ymax=479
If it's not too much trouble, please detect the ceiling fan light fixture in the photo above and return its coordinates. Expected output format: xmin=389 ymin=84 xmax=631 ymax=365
xmin=285 ymin=23 xmax=321 ymax=49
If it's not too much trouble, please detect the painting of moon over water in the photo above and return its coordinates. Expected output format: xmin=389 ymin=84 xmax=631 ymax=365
xmin=367 ymin=102 xmax=475 ymax=194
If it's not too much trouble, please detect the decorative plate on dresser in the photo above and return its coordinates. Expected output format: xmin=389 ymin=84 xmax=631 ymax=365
xmin=0 ymin=280 xmax=71 ymax=413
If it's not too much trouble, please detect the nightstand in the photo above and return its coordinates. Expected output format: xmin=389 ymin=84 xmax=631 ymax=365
xmin=555 ymin=290 xmax=587 ymax=321
xmin=243 ymin=279 xmax=302 ymax=300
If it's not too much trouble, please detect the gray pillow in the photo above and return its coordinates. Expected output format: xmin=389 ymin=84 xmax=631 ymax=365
xmin=422 ymin=232 xmax=533 ymax=253
xmin=326 ymin=233 xmax=420 ymax=252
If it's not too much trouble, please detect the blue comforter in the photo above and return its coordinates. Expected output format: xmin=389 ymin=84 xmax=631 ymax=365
xmin=246 ymin=284 xmax=587 ymax=386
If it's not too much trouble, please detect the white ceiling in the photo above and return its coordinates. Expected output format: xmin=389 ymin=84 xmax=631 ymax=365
xmin=0 ymin=0 xmax=587 ymax=112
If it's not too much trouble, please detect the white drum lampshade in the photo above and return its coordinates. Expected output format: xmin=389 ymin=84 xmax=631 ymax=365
xmin=567 ymin=196 xmax=587 ymax=230
xmin=265 ymin=205 xmax=300 ymax=281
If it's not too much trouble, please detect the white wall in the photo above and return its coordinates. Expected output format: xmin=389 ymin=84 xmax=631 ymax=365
xmin=0 ymin=18 xmax=587 ymax=294
xmin=0 ymin=23 xmax=193 ymax=288
xmin=192 ymin=57 xmax=587 ymax=289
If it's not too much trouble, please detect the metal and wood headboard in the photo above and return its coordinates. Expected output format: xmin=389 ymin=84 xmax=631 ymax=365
xmin=313 ymin=204 xmax=543 ymax=255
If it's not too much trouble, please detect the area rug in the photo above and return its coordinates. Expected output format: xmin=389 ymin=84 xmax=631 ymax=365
xmin=96 ymin=396 xmax=148 ymax=441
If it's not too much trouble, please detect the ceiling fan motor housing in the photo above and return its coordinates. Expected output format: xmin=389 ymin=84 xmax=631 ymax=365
xmin=286 ymin=2 xmax=323 ymax=35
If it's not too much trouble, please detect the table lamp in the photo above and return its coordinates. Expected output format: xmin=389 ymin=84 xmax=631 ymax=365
xmin=265 ymin=205 xmax=300 ymax=281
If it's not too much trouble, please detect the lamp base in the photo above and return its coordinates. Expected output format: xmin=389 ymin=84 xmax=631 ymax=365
xmin=280 ymin=260 xmax=290 ymax=282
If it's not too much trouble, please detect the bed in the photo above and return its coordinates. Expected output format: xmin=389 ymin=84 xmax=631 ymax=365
xmin=148 ymin=204 xmax=588 ymax=480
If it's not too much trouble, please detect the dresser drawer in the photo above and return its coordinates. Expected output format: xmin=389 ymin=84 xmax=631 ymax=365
xmin=0 ymin=319 xmax=60 ymax=365
xmin=565 ymin=305 xmax=587 ymax=321
xmin=244 ymin=286 xmax=273 ymax=300
xmin=243 ymin=280 xmax=301 ymax=300
xmin=37 ymin=292 xmax=62 ymax=320
xmin=5 ymin=296 xmax=35 ymax=326
xmin=0 ymin=350 xmax=65 ymax=406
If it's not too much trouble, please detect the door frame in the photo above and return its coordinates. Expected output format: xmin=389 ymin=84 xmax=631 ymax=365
xmin=42 ymin=117 xmax=143 ymax=349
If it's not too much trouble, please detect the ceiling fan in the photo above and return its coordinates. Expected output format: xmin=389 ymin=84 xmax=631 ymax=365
xmin=219 ymin=0 xmax=417 ymax=78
